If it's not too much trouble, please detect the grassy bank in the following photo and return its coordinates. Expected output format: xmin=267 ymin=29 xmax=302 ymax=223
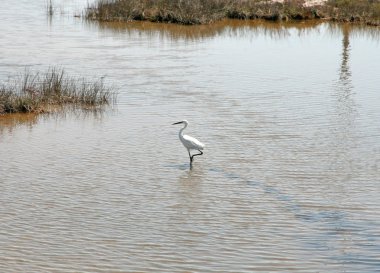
xmin=0 ymin=68 xmax=115 ymax=115
xmin=328 ymin=0 xmax=380 ymax=25
xmin=86 ymin=0 xmax=380 ymax=26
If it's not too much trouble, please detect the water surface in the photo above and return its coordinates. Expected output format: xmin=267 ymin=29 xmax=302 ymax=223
xmin=1 ymin=1 xmax=380 ymax=272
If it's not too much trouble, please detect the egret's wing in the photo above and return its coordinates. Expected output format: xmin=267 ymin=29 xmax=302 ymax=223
xmin=183 ymin=134 xmax=205 ymax=150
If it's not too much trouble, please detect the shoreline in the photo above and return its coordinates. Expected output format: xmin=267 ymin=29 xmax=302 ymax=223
xmin=86 ymin=0 xmax=380 ymax=27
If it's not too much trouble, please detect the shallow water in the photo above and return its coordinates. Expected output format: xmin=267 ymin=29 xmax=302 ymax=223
xmin=1 ymin=1 xmax=380 ymax=272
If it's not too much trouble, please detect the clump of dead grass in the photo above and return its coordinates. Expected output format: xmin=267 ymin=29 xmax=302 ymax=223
xmin=0 ymin=68 xmax=115 ymax=115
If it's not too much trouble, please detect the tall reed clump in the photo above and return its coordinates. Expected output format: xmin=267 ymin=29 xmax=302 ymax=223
xmin=86 ymin=0 xmax=380 ymax=26
xmin=0 ymin=68 xmax=115 ymax=115
xmin=86 ymin=0 xmax=232 ymax=24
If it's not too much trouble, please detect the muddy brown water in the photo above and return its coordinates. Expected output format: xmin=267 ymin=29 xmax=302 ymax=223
xmin=1 ymin=1 xmax=380 ymax=272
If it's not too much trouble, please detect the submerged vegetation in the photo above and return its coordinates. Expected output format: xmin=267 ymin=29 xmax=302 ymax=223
xmin=0 ymin=68 xmax=115 ymax=115
xmin=86 ymin=0 xmax=380 ymax=26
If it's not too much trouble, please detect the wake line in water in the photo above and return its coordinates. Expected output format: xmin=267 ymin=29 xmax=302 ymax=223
xmin=169 ymin=164 xmax=325 ymax=221
xmin=208 ymin=167 xmax=380 ymax=268
xmin=210 ymin=167 xmax=319 ymax=221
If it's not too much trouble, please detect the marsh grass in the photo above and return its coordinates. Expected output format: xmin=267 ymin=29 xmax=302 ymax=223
xmin=87 ymin=0 xmax=228 ymax=24
xmin=326 ymin=0 xmax=380 ymax=25
xmin=86 ymin=0 xmax=380 ymax=26
xmin=0 ymin=68 xmax=115 ymax=115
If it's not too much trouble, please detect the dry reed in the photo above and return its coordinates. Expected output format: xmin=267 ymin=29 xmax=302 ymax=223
xmin=85 ymin=0 xmax=380 ymax=26
xmin=0 ymin=68 xmax=115 ymax=115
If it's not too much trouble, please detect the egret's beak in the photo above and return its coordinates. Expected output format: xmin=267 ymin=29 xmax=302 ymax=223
xmin=172 ymin=121 xmax=183 ymax=125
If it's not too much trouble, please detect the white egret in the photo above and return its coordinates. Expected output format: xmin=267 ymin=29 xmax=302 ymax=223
xmin=172 ymin=120 xmax=205 ymax=165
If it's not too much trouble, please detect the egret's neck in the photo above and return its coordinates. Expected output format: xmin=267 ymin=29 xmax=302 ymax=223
xmin=179 ymin=123 xmax=187 ymax=136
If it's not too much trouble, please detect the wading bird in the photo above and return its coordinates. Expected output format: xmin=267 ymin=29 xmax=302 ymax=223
xmin=172 ymin=120 xmax=205 ymax=166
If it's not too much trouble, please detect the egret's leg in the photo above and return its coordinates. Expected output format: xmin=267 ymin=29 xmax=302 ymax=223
xmin=188 ymin=150 xmax=193 ymax=164
xmin=190 ymin=150 xmax=203 ymax=162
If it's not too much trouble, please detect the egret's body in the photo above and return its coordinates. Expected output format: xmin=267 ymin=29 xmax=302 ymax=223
xmin=172 ymin=120 xmax=204 ymax=165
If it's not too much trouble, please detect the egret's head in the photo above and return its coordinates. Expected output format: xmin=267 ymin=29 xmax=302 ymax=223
xmin=172 ymin=120 xmax=188 ymax=126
